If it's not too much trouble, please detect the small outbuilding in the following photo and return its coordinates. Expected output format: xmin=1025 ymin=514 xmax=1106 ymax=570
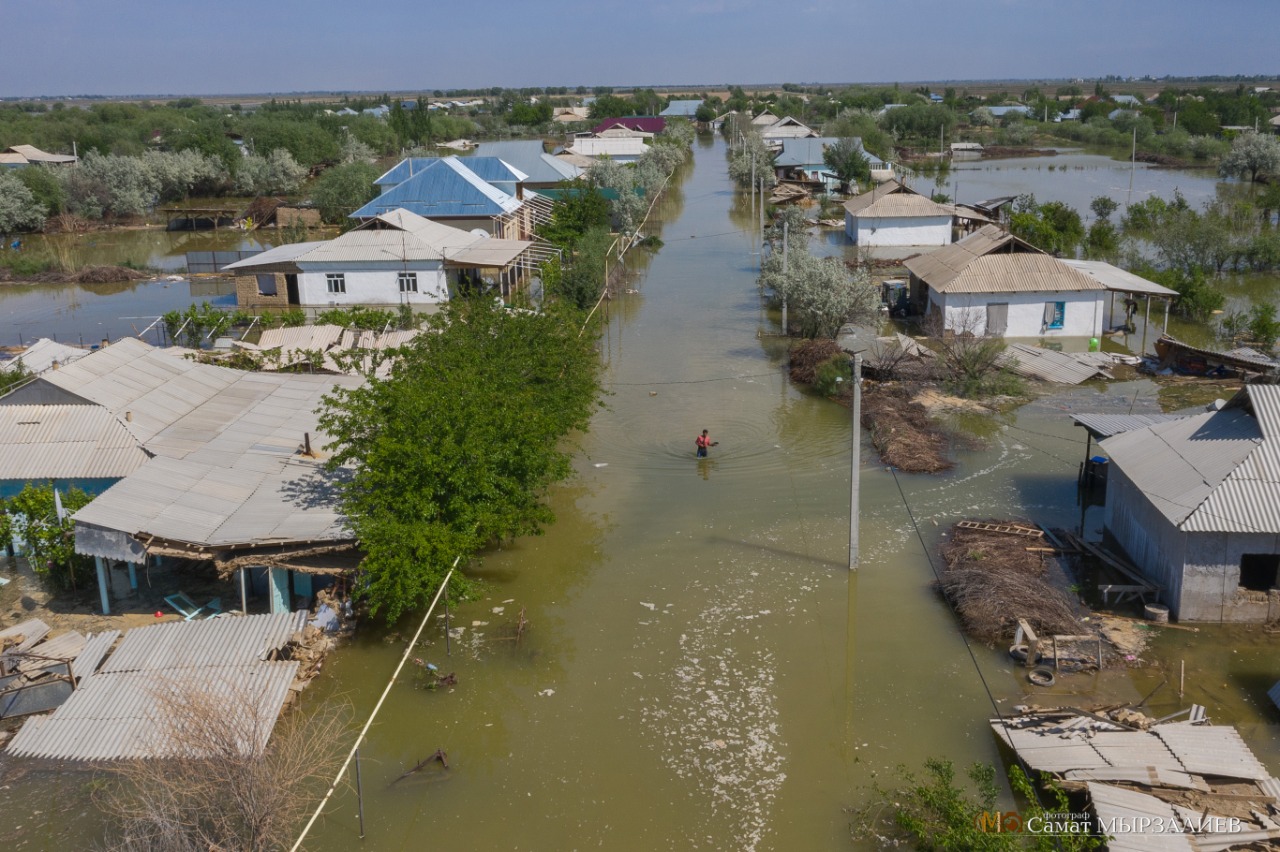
xmin=1099 ymin=385 xmax=1280 ymax=622
xmin=843 ymin=182 xmax=953 ymax=247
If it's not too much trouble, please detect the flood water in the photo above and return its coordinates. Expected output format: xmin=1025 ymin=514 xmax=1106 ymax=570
xmin=0 ymin=229 xmax=276 ymax=347
xmin=4 ymin=138 xmax=1280 ymax=851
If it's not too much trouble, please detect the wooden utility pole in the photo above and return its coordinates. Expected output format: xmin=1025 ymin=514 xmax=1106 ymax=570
xmin=850 ymin=354 xmax=862 ymax=571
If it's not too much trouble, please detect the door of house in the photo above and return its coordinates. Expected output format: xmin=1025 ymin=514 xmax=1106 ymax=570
xmin=986 ymin=302 xmax=1009 ymax=336
xmin=285 ymin=274 xmax=300 ymax=305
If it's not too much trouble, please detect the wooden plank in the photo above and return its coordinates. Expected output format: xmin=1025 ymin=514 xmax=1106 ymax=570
xmin=1065 ymin=533 xmax=1159 ymax=590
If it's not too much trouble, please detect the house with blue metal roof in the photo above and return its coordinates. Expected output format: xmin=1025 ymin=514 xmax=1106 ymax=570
xmin=773 ymin=137 xmax=885 ymax=192
xmin=354 ymin=156 xmax=528 ymax=236
xmin=985 ymin=105 xmax=1033 ymax=119
xmin=660 ymin=100 xmax=703 ymax=118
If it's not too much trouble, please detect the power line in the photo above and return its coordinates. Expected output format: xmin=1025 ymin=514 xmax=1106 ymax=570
xmin=886 ymin=466 xmax=1057 ymax=827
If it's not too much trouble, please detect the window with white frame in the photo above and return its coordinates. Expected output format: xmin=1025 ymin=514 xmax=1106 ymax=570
xmin=398 ymin=272 xmax=418 ymax=293
xmin=1044 ymin=301 xmax=1065 ymax=330
xmin=326 ymin=273 xmax=346 ymax=294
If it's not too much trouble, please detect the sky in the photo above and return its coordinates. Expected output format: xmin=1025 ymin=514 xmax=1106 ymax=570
xmin=1 ymin=0 xmax=1276 ymax=98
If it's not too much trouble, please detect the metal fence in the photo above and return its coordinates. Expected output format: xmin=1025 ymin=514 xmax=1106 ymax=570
xmin=185 ymin=250 xmax=262 ymax=274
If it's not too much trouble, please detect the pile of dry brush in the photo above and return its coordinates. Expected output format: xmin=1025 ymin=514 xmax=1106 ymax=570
xmin=862 ymin=384 xmax=952 ymax=474
xmin=787 ymin=338 xmax=843 ymax=386
xmin=939 ymin=521 xmax=1080 ymax=643
xmin=0 ymin=266 xmax=148 ymax=284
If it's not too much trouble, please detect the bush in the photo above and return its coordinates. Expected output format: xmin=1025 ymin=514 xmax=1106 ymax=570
xmin=233 ymin=149 xmax=307 ymax=196
xmin=0 ymin=170 xmax=47 ymax=231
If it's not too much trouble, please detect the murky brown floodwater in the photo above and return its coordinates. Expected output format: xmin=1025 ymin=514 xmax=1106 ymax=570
xmin=3 ymin=137 xmax=1279 ymax=851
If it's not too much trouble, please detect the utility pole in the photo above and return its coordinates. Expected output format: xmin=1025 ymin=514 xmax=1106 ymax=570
xmin=758 ymin=176 xmax=765 ymax=268
xmin=1126 ymin=125 xmax=1136 ymax=209
xmin=781 ymin=220 xmax=788 ymax=334
xmin=849 ymin=353 xmax=862 ymax=571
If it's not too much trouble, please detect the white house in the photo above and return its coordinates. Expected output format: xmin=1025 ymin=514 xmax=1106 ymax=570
xmin=903 ymin=225 xmax=1106 ymax=337
xmin=225 ymin=209 xmax=512 ymax=309
xmin=759 ymin=116 xmax=819 ymax=142
xmin=842 ymin=182 xmax=953 ymax=247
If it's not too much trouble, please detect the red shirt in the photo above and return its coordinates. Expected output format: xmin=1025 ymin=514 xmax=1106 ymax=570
xmin=696 ymin=434 xmax=710 ymax=449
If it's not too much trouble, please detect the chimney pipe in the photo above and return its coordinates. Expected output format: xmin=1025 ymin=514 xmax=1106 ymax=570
xmin=125 ymin=411 xmax=133 ymax=422
xmin=304 ymin=432 xmax=313 ymax=455
xmin=101 ymin=338 xmax=110 ymax=349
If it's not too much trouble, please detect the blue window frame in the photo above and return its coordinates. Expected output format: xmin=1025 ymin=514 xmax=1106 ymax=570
xmin=1045 ymin=301 xmax=1065 ymax=330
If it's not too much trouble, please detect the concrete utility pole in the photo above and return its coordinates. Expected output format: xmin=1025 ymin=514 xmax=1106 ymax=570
xmin=849 ymin=353 xmax=862 ymax=571
xmin=758 ymin=176 xmax=765 ymax=268
xmin=781 ymin=221 xmax=789 ymax=334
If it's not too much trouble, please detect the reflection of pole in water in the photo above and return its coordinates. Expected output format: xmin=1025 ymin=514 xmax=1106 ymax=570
xmin=849 ymin=353 xmax=862 ymax=571
xmin=1127 ymin=126 xmax=1136 ymax=209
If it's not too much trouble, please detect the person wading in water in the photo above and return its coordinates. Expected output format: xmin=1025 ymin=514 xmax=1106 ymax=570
xmin=695 ymin=429 xmax=718 ymax=458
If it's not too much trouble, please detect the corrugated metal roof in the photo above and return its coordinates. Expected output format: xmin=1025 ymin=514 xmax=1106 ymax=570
xmin=905 ymin=224 xmax=1023 ymax=286
xmin=997 ymin=343 xmax=1113 ymax=384
xmin=101 ymin=611 xmax=304 ymax=672
xmin=1153 ymin=724 xmax=1272 ymax=780
xmin=73 ymin=453 xmax=351 ymax=549
xmin=14 ymin=631 xmax=85 ymax=676
xmin=375 ymin=156 xmax=526 ymax=188
xmin=1085 ymin=783 xmax=1197 ymax=851
xmin=1102 ymin=409 xmax=1266 ymax=530
xmin=0 ymin=404 xmax=147 ymax=480
xmin=760 ymin=117 xmax=818 ymax=139
xmin=72 ymin=629 xmax=119 ymax=681
xmin=843 ymin=181 xmax=915 ymax=216
xmin=1 ymin=338 xmax=90 ymax=375
xmin=1061 ymin=259 xmax=1180 ymax=297
xmin=6 ymin=662 xmax=299 ymax=760
xmin=474 ymin=141 xmax=583 ymax=183
xmin=1064 ymin=766 xmax=1209 ymax=790
xmin=935 ymin=253 xmax=1105 ymax=294
xmin=659 ymin=100 xmax=703 ymax=117
xmin=1072 ymin=413 xmax=1189 ymax=439
xmin=856 ymin=192 xmax=951 ymax=219
xmin=591 ymin=117 xmax=666 ymax=135
xmin=776 ymin=137 xmax=884 ymax=169
xmin=567 ymin=138 xmax=648 ymax=158
xmin=446 ymin=238 xmax=532 ymax=268
xmin=350 ymin=156 xmax=522 ymax=219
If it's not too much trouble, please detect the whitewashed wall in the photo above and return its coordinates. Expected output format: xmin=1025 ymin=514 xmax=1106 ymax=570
xmin=296 ymin=261 xmax=450 ymax=307
xmin=932 ymin=290 xmax=1104 ymax=337
xmin=849 ymin=214 xmax=951 ymax=246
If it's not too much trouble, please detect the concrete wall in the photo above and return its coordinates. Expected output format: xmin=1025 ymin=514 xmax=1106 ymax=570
xmin=296 ymin=261 xmax=450 ymax=307
xmin=931 ymin=290 xmax=1104 ymax=337
xmin=1105 ymin=465 xmax=1280 ymax=621
xmin=848 ymin=214 xmax=951 ymax=246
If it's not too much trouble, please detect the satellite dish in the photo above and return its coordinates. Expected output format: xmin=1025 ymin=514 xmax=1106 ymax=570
xmin=469 ymin=229 xmax=490 ymax=239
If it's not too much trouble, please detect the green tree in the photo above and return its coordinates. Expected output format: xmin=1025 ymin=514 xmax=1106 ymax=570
xmin=1090 ymin=195 xmax=1119 ymax=222
xmin=234 ymin=149 xmax=307 ymax=196
xmin=1009 ymin=195 xmax=1084 ymax=255
xmin=1219 ymin=131 xmax=1280 ymax=182
xmin=5 ymin=483 xmax=95 ymax=592
xmin=311 ymin=161 xmax=379 ymax=224
xmin=317 ymin=296 xmax=603 ymax=620
xmin=539 ymin=184 xmax=611 ymax=252
xmin=823 ymin=138 xmax=871 ymax=188
xmin=0 ymin=170 xmax=47 ymax=231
